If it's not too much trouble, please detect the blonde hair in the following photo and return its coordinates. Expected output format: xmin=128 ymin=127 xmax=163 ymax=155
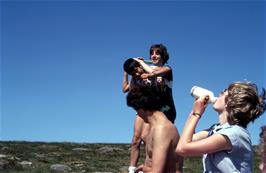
xmin=225 ymin=81 xmax=266 ymax=128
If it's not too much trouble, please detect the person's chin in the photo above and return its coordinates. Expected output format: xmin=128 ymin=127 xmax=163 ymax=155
xmin=212 ymin=104 xmax=219 ymax=112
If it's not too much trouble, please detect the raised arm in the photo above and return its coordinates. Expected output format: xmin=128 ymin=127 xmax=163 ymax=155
xmin=122 ymin=71 xmax=130 ymax=93
xmin=176 ymin=97 xmax=232 ymax=156
xmin=133 ymin=58 xmax=154 ymax=73
xmin=192 ymin=130 xmax=209 ymax=141
xmin=133 ymin=58 xmax=172 ymax=79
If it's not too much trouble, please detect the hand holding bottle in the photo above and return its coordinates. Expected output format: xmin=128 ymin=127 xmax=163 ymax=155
xmin=190 ymin=86 xmax=217 ymax=104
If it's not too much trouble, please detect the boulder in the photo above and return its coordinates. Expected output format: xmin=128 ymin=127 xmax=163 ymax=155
xmin=50 ymin=164 xmax=72 ymax=173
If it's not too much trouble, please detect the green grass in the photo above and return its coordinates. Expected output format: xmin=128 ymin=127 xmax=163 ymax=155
xmin=0 ymin=141 xmax=261 ymax=173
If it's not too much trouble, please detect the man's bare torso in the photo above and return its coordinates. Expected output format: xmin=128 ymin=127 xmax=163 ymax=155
xmin=143 ymin=117 xmax=179 ymax=172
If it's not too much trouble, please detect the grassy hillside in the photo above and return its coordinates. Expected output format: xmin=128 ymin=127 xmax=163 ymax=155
xmin=0 ymin=141 xmax=261 ymax=173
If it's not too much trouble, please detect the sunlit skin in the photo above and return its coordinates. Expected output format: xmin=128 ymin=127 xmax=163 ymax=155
xmin=176 ymin=90 xmax=232 ymax=157
xmin=176 ymin=82 xmax=266 ymax=172
xmin=122 ymin=44 xmax=180 ymax=172
xmin=132 ymin=66 xmax=145 ymax=78
xmin=150 ymin=49 xmax=163 ymax=66
xmin=135 ymin=50 xmax=171 ymax=80
xmin=134 ymin=109 xmax=180 ymax=173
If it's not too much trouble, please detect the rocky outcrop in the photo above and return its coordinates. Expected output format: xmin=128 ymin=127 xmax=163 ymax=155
xmin=50 ymin=164 xmax=72 ymax=172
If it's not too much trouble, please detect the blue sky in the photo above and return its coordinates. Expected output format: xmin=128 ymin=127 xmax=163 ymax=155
xmin=1 ymin=0 xmax=265 ymax=145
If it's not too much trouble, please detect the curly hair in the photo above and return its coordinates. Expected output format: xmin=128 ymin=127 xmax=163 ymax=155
xmin=225 ymin=81 xmax=266 ymax=128
xmin=259 ymin=126 xmax=266 ymax=165
xmin=150 ymin=44 xmax=169 ymax=64
xmin=123 ymin=58 xmax=140 ymax=76
xmin=126 ymin=85 xmax=164 ymax=111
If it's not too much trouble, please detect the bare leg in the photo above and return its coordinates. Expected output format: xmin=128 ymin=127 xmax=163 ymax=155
xmin=130 ymin=115 xmax=145 ymax=167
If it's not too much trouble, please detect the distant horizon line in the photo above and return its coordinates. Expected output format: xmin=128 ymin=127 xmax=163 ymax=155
xmin=0 ymin=139 xmax=132 ymax=145
xmin=0 ymin=140 xmax=260 ymax=146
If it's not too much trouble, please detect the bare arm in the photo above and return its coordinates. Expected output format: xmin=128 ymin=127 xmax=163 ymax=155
xmin=133 ymin=57 xmax=172 ymax=78
xmin=130 ymin=116 xmax=146 ymax=167
xmin=141 ymin=66 xmax=171 ymax=79
xmin=122 ymin=71 xmax=130 ymax=93
xmin=192 ymin=130 xmax=209 ymax=141
xmin=133 ymin=58 xmax=154 ymax=73
xmin=152 ymin=66 xmax=171 ymax=76
xmin=176 ymin=97 xmax=232 ymax=156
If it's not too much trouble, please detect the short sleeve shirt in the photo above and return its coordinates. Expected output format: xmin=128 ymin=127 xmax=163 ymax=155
xmin=152 ymin=65 xmax=176 ymax=123
xmin=202 ymin=123 xmax=252 ymax=173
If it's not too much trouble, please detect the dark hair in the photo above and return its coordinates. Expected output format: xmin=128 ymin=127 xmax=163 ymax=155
xmin=127 ymin=85 xmax=163 ymax=111
xmin=225 ymin=81 xmax=266 ymax=128
xmin=123 ymin=58 xmax=140 ymax=75
xmin=150 ymin=44 xmax=169 ymax=64
xmin=259 ymin=126 xmax=266 ymax=164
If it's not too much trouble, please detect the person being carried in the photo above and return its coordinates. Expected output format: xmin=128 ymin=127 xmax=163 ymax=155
xmin=123 ymin=58 xmax=151 ymax=173
xmin=176 ymin=81 xmax=266 ymax=172
xmin=122 ymin=44 xmax=179 ymax=172
xmin=126 ymin=84 xmax=182 ymax=173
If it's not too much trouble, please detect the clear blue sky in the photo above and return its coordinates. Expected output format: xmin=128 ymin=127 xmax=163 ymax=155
xmin=1 ymin=0 xmax=265 ymax=144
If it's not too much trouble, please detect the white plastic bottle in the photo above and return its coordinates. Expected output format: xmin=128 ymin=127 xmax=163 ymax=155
xmin=144 ymin=59 xmax=153 ymax=64
xmin=190 ymin=86 xmax=217 ymax=104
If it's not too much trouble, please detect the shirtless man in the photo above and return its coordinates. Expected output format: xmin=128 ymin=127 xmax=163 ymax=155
xmin=126 ymin=85 xmax=182 ymax=173
xmin=123 ymin=44 xmax=179 ymax=173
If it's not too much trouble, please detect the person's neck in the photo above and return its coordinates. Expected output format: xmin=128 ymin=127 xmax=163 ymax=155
xmin=147 ymin=110 xmax=165 ymax=125
xmin=153 ymin=61 xmax=164 ymax=67
xmin=218 ymin=111 xmax=228 ymax=125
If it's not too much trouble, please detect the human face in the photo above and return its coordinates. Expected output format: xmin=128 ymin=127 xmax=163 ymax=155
xmin=133 ymin=66 xmax=145 ymax=77
xmin=150 ymin=49 xmax=163 ymax=65
xmin=213 ymin=89 xmax=228 ymax=113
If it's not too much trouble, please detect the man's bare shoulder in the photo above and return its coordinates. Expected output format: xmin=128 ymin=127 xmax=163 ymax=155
xmin=153 ymin=121 xmax=178 ymax=139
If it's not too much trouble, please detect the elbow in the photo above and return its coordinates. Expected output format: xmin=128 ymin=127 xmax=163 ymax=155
xmin=176 ymin=145 xmax=190 ymax=156
xmin=122 ymin=87 xmax=129 ymax=93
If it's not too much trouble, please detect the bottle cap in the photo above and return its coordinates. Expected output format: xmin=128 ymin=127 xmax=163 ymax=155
xmin=209 ymin=96 xmax=217 ymax=103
